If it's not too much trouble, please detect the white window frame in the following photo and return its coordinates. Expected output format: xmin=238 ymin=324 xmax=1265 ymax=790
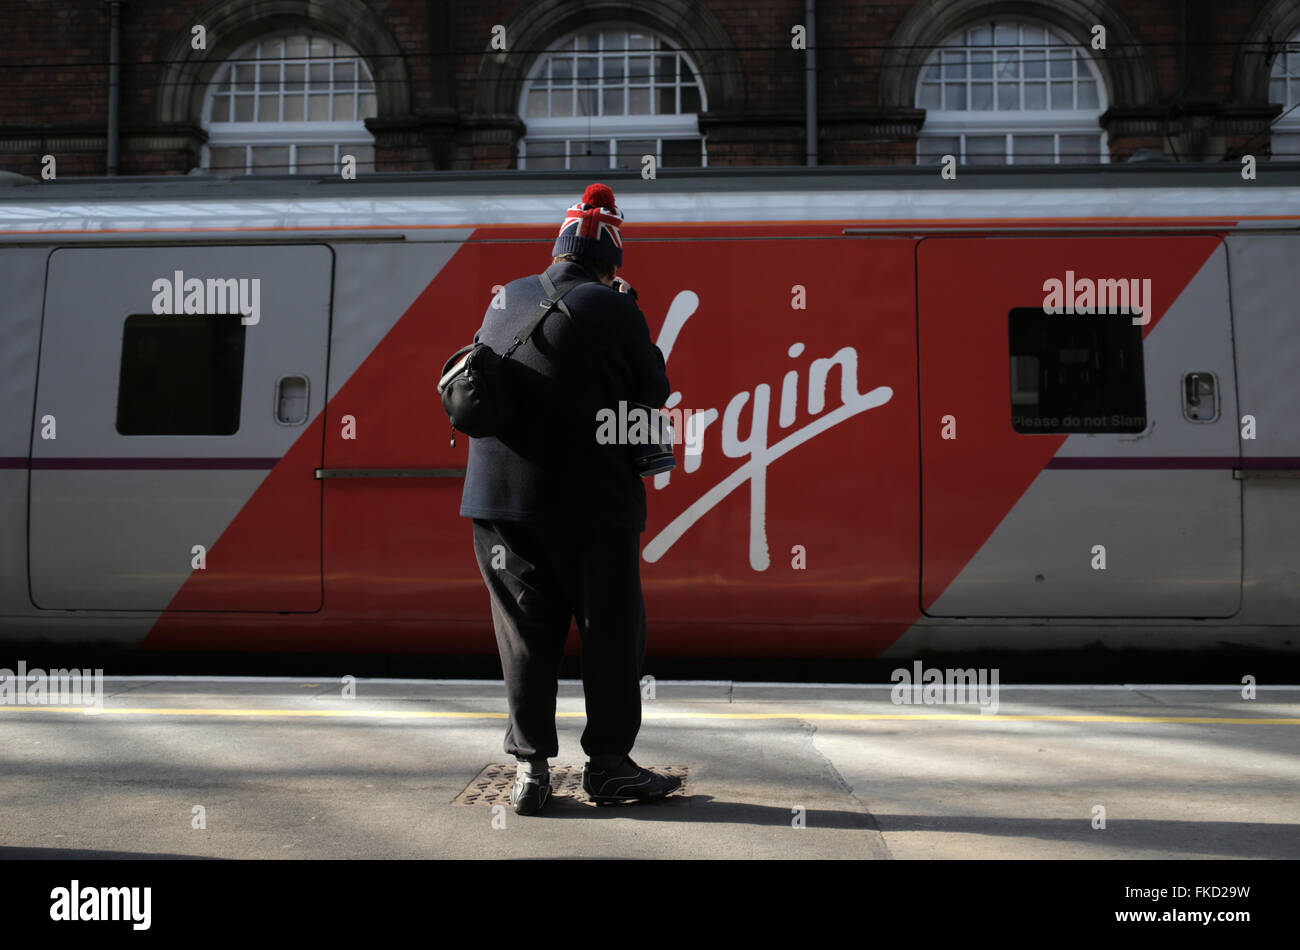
xmin=1269 ymin=34 xmax=1300 ymax=159
xmin=915 ymin=20 xmax=1109 ymax=165
xmin=201 ymin=32 xmax=377 ymax=175
xmin=517 ymin=138 xmax=709 ymax=171
xmin=517 ymin=24 xmax=708 ymax=170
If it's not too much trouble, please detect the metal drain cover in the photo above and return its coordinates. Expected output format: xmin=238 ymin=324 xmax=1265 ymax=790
xmin=453 ymin=763 xmax=691 ymax=806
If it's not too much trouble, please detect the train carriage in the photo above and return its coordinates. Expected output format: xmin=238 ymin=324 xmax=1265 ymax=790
xmin=1 ymin=165 xmax=1298 ymax=657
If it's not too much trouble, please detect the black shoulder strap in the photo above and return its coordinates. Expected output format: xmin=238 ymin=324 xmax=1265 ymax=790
xmin=540 ymin=269 xmax=597 ymax=350
xmin=500 ymin=272 xmax=584 ymax=359
xmin=541 ymin=271 xmax=627 ymax=400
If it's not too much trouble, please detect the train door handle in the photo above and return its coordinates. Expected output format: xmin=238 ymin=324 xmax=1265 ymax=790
xmin=275 ymin=375 xmax=310 ymax=425
xmin=1182 ymin=372 xmax=1218 ymax=422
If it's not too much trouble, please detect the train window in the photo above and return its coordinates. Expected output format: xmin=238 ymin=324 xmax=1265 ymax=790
xmin=1007 ymin=307 xmax=1146 ymax=433
xmin=116 ymin=314 xmax=245 ymax=435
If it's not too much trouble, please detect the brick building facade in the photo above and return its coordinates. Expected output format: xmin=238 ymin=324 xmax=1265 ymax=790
xmin=1 ymin=0 xmax=1298 ymax=177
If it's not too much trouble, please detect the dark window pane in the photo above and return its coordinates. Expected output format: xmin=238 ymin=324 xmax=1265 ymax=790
xmin=615 ymin=139 xmax=655 ymax=169
xmin=297 ymin=145 xmax=335 ymax=174
xmin=1013 ymin=135 xmax=1054 ymax=164
xmin=601 ymin=87 xmax=625 ymax=115
xmin=569 ymin=139 xmax=608 ymax=169
xmin=1059 ymin=134 xmax=1098 ymax=163
xmin=1008 ymin=306 xmax=1146 ymax=433
xmin=117 ymin=313 xmax=245 ymax=435
xmin=965 ymin=135 xmax=1005 ymax=165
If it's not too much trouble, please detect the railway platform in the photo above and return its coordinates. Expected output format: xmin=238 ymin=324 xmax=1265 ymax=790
xmin=0 ymin=677 xmax=1296 ymax=860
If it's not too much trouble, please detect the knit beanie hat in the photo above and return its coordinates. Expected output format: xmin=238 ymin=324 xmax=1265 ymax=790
xmin=551 ymin=182 xmax=624 ymax=268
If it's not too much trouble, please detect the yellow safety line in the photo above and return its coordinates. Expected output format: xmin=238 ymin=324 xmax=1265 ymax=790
xmin=0 ymin=706 xmax=1296 ymax=724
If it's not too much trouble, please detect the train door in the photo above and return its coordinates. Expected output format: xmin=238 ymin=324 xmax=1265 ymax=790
xmin=918 ymin=236 xmax=1241 ymax=617
xmin=1225 ymin=233 xmax=1300 ymax=621
xmin=29 ymin=245 xmax=332 ymax=611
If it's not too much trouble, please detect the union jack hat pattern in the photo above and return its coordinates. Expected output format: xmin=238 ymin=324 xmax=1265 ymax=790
xmin=552 ymin=182 xmax=624 ymax=268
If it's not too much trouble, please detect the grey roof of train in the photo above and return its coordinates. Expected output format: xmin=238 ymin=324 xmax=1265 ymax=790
xmin=3 ymin=162 xmax=1300 ymax=203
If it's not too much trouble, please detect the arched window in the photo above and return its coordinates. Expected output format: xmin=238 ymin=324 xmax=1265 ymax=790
xmin=915 ymin=20 xmax=1108 ymax=165
xmin=518 ymin=26 xmax=707 ymax=170
xmin=1269 ymin=31 xmax=1300 ymax=158
xmin=202 ymin=33 xmax=378 ymax=175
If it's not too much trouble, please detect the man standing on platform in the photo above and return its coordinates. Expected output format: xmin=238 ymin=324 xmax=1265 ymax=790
xmin=460 ymin=183 xmax=681 ymax=815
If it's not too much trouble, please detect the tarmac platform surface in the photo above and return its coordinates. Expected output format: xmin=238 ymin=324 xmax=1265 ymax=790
xmin=0 ymin=677 xmax=1297 ymax=860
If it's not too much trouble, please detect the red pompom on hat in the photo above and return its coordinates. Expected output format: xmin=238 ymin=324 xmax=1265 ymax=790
xmin=552 ymin=181 xmax=625 ymax=267
xmin=582 ymin=183 xmax=616 ymax=209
